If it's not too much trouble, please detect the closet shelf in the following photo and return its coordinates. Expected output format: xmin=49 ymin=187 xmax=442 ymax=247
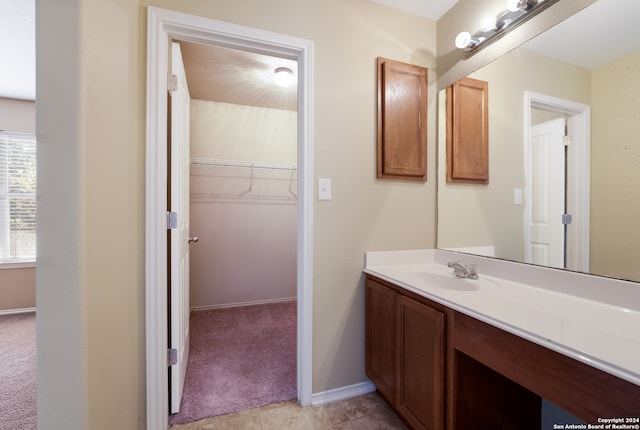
xmin=190 ymin=157 xmax=298 ymax=203
xmin=191 ymin=157 xmax=296 ymax=171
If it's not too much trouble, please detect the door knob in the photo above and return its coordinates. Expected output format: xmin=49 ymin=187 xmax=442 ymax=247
xmin=188 ymin=236 xmax=199 ymax=243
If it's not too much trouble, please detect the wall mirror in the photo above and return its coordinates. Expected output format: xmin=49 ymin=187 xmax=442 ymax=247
xmin=437 ymin=0 xmax=640 ymax=283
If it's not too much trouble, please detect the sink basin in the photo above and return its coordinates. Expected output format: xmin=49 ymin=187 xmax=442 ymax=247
xmin=404 ymin=269 xmax=499 ymax=292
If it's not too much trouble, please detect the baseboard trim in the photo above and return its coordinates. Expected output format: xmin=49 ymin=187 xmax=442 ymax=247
xmin=191 ymin=297 xmax=296 ymax=312
xmin=0 ymin=307 xmax=36 ymax=316
xmin=310 ymin=380 xmax=377 ymax=407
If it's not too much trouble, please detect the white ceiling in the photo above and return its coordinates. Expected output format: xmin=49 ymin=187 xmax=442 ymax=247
xmin=0 ymin=0 xmax=461 ymax=103
xmin=3 ymin=0 xmax=638 ymax=105
xmin=0 ymin=0 xmax=35 ymax=100
xmin=523 ymin=0 xmax=640 ymax=70
xmin=179 ymin=42 xmax=298 ymax=112
xmin=368 ymin=0 xmax=459 ymax=20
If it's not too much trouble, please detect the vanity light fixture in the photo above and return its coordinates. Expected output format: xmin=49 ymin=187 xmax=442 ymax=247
xmin=455 ymin=0 xmax=559 ymax=57
xmin=273 ymin=66 xmax=295 ymax=87
xmin=507 ymin=0 xmax=538 ymax=12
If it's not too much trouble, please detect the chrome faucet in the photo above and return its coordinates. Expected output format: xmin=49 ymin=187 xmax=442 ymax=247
xmin=447 ymin=261 xmax=479 ymax=280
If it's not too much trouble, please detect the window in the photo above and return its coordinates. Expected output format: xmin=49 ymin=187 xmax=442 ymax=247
xmin=0 ymin=131 xmax=36 ymax=263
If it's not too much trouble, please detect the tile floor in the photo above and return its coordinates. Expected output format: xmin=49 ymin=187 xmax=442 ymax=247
xmin=169 ymin=392 xmax=408 ymax=430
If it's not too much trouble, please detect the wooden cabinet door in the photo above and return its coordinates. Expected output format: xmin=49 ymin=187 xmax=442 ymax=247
xmin=365 ymin=279 xmax=397 ymax=403
xmin=397 ymin=295 xmax=445 ymax=430
xmin=446 ymin=77 xmax=489 ymax=184
xmin=377 ymin=57 xmax=428 ymax=181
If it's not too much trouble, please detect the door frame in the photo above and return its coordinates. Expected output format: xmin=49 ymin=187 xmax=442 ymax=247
xmin=145 ymin=7 xmax=314 ymax=429
xmin=523 ymin=91 xmax=590 ymax=272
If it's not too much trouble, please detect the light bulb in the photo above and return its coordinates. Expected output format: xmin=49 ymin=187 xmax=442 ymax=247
xmin=507 ymin=0 xmax=538 ymax=11
xmin=480 ymin=14 xmax=497 ymax=32
xmin=455 ymin=32 xmax=479 ymax=49
xmin=507 ymin=0 xmax=521 ymax=11
xmin=455 ymin=32 xmax=470 ymax=49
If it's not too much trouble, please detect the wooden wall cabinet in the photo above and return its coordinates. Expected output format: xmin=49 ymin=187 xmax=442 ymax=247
xmin=377 ymin=57 xmax=428 ymax=182
xmin=366 ymin=277 xmax=445 ymax=430
xmin=446 ymin=77 xmax=489 ymax=184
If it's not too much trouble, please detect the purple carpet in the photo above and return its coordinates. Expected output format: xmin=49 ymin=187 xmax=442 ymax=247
xmin=0 ymin=312 xmax=37 ymax=430
xmin=169 ymin=300 xmax=297 ymax=425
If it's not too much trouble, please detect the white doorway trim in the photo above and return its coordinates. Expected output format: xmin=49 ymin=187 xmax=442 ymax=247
xmin=145 ymin=7 xmax=314 ymax=429
xmin=523 ymin=91 xmax=590 ymax=272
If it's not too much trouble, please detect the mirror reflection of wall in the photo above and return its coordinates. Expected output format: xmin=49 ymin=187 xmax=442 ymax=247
xmin=590 ymin=50 xmax=640 ymax=281
xmin=437 ymin=0 xmax=640 ymax=282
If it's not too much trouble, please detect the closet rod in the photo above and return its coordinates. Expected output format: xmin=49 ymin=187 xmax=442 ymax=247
xmin=191 ymin=157 xmax=297 ymax=171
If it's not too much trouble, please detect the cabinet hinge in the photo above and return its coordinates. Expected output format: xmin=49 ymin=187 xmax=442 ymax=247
xmin=167 ymin=211 xmax=178 ymax=229
xmin=168 ymin=74 xmax=178 ymax=92
xmin=168 ymin=348 xmax=177 ymax=366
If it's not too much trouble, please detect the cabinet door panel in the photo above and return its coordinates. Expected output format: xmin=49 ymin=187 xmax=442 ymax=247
xmin=366 ymin=279 xmax=397 ymax=402
xmin=377 ymin=57 xmax=428 ymax=181
xmin=397 ymin=295 xmax=445 ymax=430
xmin=446 ymin=77 xmax=489 ymax=184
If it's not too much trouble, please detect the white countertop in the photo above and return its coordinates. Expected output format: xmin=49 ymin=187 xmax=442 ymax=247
xmin=364 ymin=249 xmax=640 ymax=386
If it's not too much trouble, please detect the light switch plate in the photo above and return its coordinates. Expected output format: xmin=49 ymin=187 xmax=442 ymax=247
xmin=318 ymin=178 xmax=332 ymax=200
xmin=514 ymin=188 xmax=523 ymax=205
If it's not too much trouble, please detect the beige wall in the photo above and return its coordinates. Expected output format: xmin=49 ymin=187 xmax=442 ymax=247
xmin=0 ymin=97 xmax=36 ymax=311
xmin=37 ymin=0 xmax=142 ymax=427
xmin=190 ymin=100 xmax=297 ymax=308
xmin=190 ymin=100 xmax=297 ymax=164
xmin=438 ymin=48 xmax=591 ymax=261
xmin=37 ymin=0 xmax=437 ymax=427
xmin=0 ymin=267 xmax=36 ymax=311
xmin=590 ymin=51 xmax=640 ymax=281
xmin=0 ymin=98 xmax=35 ymax=132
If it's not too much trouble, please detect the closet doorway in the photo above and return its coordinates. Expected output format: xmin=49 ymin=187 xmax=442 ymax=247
xmin=172 ymin=41 xmax=299 ymax=424
xmin=183 ymin=41 xmax=298 ymax=310
xmin=145 ymin=7 xmax=314 ymax=429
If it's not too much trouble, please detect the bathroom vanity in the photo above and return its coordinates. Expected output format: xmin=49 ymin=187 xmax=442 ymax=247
xmin=364 ymin=250 xmax=640 ymax=430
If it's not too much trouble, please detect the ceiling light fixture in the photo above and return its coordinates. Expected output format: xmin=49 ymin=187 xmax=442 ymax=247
xmin=273 ymin=67 xmax=295 ymax=87
xmin=455 ymin=0 xmax=559 ymax=57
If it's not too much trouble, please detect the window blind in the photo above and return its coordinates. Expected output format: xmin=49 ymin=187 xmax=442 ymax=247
xmin=0 ymin=131 xmax=37 ymax=262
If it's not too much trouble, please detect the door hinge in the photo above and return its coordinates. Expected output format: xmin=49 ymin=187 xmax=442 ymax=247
xmin=168 ymin=348 xmax=178 ymax=366
xmin=562 ymin=213 xmax=573 ymax=225
xmin=167 ymin=211 xmax=178 ymax=229
xmin=168 ymin=74 xmax=178 ymax=92
xmin=563 ymin=135 xmax=573 ymax=146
